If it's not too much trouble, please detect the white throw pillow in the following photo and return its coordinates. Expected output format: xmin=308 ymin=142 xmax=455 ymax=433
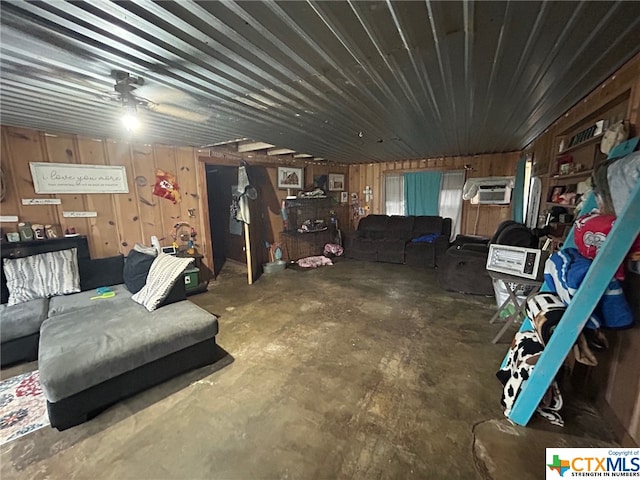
xmin=3 ymin=248 xmax=80 ymax=306
xmin=131 ymin=253 xmax=193 ymax=311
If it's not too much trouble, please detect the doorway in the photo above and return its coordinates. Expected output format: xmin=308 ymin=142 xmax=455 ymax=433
xmin=205 ymin=165 xmax=246 ymax=277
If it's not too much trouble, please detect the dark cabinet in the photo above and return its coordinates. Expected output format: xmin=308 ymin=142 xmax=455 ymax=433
xmin=280 ymin=197 xmax=339 ymax=261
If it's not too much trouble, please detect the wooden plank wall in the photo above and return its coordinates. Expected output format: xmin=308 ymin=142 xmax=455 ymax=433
xmin=347 ymin=152 xmax=521 ymax=237
xmin=529 ymin=52 xmax=640 ymax=204
xmin=2 ymin=127 xmax=515 ymax=262
xmin=199 ymin=148 xmax=350 ymax=245
xmin=0 ymin=126 xmax=209 ymax=267
xmin=526 ymin=52 xmax=640 ymax=446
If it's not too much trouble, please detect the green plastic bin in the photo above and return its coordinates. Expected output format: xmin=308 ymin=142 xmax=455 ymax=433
xmin=184 ymin=267 xmax=199 ymax=290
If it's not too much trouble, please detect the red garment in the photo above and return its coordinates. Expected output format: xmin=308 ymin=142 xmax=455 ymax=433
xmin=573 ymin=212 xmax=640 ymax=280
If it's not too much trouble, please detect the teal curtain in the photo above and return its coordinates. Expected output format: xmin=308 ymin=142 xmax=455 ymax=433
xmin=513 ymin=157 xmax=526 ymax=223
xmin=404 ymin=171 xmax=442 ymax=216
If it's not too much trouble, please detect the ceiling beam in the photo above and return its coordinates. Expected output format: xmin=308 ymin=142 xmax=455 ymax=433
xmin=267 ymin=148 xmax=297 ymax=156
xmin=237 ymin=140 xmax=275 ymax=152
xmin=200 ymin=137 xmax=248 ymax=148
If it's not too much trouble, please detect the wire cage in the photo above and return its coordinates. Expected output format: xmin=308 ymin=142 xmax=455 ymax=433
xmin=283 ymin=197 xmax=335 ymax=233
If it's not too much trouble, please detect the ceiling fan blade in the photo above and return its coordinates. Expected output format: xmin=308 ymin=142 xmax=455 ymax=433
xmin=134 ymin=83 xmax=194 ymax=104
xmin=147 ymin=103 xmax=210 ymax=122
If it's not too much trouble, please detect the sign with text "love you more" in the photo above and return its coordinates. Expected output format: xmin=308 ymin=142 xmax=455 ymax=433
xmin=29 ymin=162 xmax=129 ymax=194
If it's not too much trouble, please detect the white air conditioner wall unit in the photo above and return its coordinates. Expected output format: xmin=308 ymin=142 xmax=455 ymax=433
xmin=463 ymin=176 xmax=514 ymax=204
xmin=472 ymin=184 xmax=512 ymax=204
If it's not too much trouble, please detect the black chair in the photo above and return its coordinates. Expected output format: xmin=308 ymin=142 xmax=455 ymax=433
xmin=437 ymin=221 xmax=543 ymax=295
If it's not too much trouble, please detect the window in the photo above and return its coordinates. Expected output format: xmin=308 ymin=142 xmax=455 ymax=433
xmin=439 ymin=171 xmax=465 ymax=240
xmin=384 ymin=170 xmax=464 ymax=240
xmin=384 ymin=173 xmax=404 ymax=215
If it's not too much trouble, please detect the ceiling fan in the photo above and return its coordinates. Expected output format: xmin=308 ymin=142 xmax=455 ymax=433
xmin=105 ymin=70 xmax=210 ymax=123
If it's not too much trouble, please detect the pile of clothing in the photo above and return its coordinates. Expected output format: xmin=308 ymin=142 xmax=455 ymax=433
xmin=295 ymin=243 xmax=344 ymax=269
xmin=497 ymin=210 xmax=639 ymax=426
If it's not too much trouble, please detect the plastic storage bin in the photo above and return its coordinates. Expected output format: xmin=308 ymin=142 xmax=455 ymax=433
xmin=184 ymin=267 xmax=199 ymax=290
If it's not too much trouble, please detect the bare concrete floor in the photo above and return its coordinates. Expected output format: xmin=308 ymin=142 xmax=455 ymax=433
xmin=1 ymin=260 xmax=618 ymax=479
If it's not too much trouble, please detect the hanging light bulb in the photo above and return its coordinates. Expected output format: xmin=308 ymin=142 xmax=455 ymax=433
xmin=121 ymin=105 xmax=139 ymax=132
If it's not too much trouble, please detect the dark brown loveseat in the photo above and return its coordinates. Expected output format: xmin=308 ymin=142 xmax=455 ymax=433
xmin=345 ymin=215 xmax=452 ymax=268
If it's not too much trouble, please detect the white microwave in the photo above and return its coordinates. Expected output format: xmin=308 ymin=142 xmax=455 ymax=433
xmin=486 ymin=244 xmax=548 ymax=280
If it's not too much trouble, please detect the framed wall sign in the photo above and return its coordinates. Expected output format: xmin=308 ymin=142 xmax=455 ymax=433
xmin=277 ymin=167 xmax=304 ymax=190
xmin=328 ymin=173 xmax=345 ymax=191
xmin=30 ymin=162 xmax=129 ymax=194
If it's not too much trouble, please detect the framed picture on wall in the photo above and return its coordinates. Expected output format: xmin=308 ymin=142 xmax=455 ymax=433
xmin=313 ymin=174 xmax=328 ymax=192
xmin=277 ymin=167 xmax=304 ymax=189
xmin=340 ymin=191 xmax=348 ymax=203
xmin=328 ymin=173 xmax=345 ymax=191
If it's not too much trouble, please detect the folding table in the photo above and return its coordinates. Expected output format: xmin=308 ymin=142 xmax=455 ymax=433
xmin=488 ymin=271 xmax=542 ymax=344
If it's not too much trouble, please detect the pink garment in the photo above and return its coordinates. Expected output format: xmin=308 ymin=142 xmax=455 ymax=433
xmin=296 ymin=256 xmax=333 ymax=268
xmin=323 ymin=243 xmax=344 ymax=256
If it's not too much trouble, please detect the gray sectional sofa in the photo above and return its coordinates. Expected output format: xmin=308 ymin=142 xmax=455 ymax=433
xmin=1 ymin=236 xmax=221 ymax=430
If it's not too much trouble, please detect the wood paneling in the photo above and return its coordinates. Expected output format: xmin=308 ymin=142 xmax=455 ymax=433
xmin=1 ymin=126 xmax=208 ymax=262
xmin=43 ymin=134 xmax=91 ymax=244
xmin=76 ymin=137 xmax=121 ymax=257
xmin=153 ymin=145 xmax=182 ymax=243
xmin=176 ymin=146 xmax=207 ymax=261
xmin=2 ymin=128 xmax=58 ymax=226
xmin=104 ymin=141 xmax=141 ymax=255
xmin=529 ymin=53 xmax=640 ymax=219
xmin=198 ymin=151 xmax=350 ymax=271
xmin=130 ymin=144 xmax=162 ymax=248
xmin=347 ymin=151 xmax=520 ymax=236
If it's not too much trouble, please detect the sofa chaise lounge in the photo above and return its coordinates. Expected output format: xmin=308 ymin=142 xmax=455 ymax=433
xmin=1 ymin=236 xmax=221 ymax=430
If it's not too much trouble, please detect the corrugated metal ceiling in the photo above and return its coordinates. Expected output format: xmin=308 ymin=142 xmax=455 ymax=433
xmin=1 ymin=1 xmax=639 ymax=164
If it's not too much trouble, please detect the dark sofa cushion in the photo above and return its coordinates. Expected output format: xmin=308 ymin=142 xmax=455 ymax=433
xmin=452 ymin=234 xmax=490 ymax=248
xmin=123 ymin=250 xmax=155 ymax=294
xmin=387 ymin=216 xmax=415 ymax=240
xmin=79 ymin=255 xmax=125 ymax=291
xmin=345 ymin=237 xmax=378 ymax=261
xmin=437 ymin=246 xmax=494 ymax=295
xmin=362 ymin=230 xmax=387 ymax=240
xmin=377 ymin=239 xmax=406 ymax=263
xmin=412 ymin=216 xmax=444 ymax=236
xmin=405 ymin=242 xmax=436 ymax=268
xmin=357 ymin=215 xmax=389 ymax=239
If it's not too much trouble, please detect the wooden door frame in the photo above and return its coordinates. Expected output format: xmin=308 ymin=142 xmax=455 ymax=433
xmin=198 ymin=153 xmax=272 ymax=284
